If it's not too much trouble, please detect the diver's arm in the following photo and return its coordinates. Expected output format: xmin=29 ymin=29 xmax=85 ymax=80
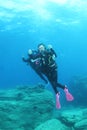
xmin=47 ymin=44 xmax=57 ymax=57
xmin=51 ymin=48 xmax=57 ymax=57
xmin=22 ymin=57 xmax=30 ymax=66
xmin=22 ymin=57 xmax=29 ymax=62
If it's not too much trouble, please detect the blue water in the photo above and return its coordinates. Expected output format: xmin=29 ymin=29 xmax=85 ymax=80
xmin=0 ymin=0 xmax=87 ymax=89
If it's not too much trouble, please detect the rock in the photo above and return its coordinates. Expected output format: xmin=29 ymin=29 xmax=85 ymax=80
xmin=35 ymin=118 xmax=70 ymax=130
xmin=0 ymin=85 xmax=54 ymax=130
xmin=58 ymin=108 xmax=87 ymax=130
xmin=74 ymin=119 xmax=87 ymax=130
xmin=60 ymin=109 xmax=83 ymax=125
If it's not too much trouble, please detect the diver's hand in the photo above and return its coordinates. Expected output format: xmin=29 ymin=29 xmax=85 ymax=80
xmin=22 ymin=56 xmax=25 ymax=62
xmin=28 ymin=49 xmax=32 ymax=55
xmin=48 ymin=44 xmax=52 ymax=49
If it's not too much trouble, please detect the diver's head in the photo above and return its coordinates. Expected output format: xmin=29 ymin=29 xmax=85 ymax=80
xmin=38 ymin=43 xmax=46 ymax=53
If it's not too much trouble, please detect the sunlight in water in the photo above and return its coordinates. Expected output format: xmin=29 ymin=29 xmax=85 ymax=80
xmin=48 ymin=0 xmax=67 ymax=5
xmin=0 ymin=0 xmax=87 ymax=31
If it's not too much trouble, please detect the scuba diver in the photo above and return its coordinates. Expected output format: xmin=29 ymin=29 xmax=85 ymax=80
xmin=37 ymin=43 xmax=74 ymax=109
xmin=22 ymin=49 xmax=48 ymax=84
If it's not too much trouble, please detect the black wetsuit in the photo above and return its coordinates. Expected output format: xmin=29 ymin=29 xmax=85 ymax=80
xmin=39 ymin=48 xmax=65 ymax=94
xmin=22 ymin=50 xmax=48 ymax=84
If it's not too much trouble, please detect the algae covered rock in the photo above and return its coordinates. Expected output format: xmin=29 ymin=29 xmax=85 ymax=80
xmin=0 ymin=85 xmax=54 ymax=130
xmin=60 ymin=109 xmax=83 ymax=125
xmin=35 ymin=118 xmax=70 ymax=130
xmin=74 ymin=119 xmax=87 ymax=130
xmin=58 ymin=108 xmax=87 ymax=130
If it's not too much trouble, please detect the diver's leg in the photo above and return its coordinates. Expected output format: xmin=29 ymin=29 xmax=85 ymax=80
xmin=50 ymin=81 xmax=61 ymax=109
xmin=52 ymin=70 xmax=74 ymax=102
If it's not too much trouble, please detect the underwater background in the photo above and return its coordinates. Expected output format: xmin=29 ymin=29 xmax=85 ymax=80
xmin=0 ymin=0 xmax=87 ymax=130
xmin=0 ymin=0 xmax=87 ymax=89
